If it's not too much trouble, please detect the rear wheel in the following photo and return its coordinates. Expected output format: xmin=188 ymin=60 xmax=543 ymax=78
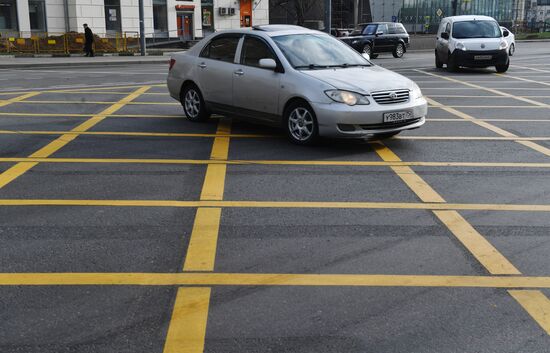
xmin=496 ymin=60 xmax=510 ymax=73
xmin=370 ymin=53 xmax=379 ymax=59
xmin=181 ymin=84 xmax=210 ymax=122
xmin=435 ymin=52 xmax=443 ymax=68
xmin=509 ymin=43 xmax=515 ymax=56
xmin=285 ymin=101 xmax=319 ymax=145
xmin=362 ymin=44 xmax=372 ymax=57
xmin=393 ymin=43 xmax=405 ymax=58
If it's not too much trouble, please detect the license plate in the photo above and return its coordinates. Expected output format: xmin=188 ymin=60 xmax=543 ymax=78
xmin=474 ymin=55 xmax=492 ymax=60
xmin=383 ymin=111 xmax=413 ymax=123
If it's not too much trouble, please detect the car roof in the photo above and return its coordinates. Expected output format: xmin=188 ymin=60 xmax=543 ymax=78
xmin=443 ymin=15 xmax=497 ymax=22
xmin=358 ymin=22 xmax=399 ymax=26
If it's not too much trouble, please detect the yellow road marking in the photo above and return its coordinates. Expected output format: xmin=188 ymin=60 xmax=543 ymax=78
xmin=200 ymin=119 xmax=231 ymax=201
xmin=511 ymin=65 xmax=550 ymax=74
xmin=163 ymin=287 xmax=211 ymax=353
xmin=427 ymin=95 xmax=550 ymax=98
xmin=428 ymin=118 xmax=550 ymax=122
xmin=0 ymin=86 xmax=150 ymax=189
xmin=434 ymin=211 xmax=520 ymax=274
xmin=2 ymin=157 xmax=550 ymax=169
xmin=0 ymin=130 xmax=267 ymax=139
xmin=501 ymin=73 xmax=550 ymax=88
xmin=0 ymin=92 xmax=40 ymax=108
xmin=17 ymin=100 xmax=179 ymax=106
xmin=0 ymin=272 xmax=549 ymax=288
xmin=430 ymin=105 xmax=545 ymax=108
xmin=417 ymin=70 xmax=548 ymax=107
xmin=183 ymin=208 xmax=222 ymax=271
xmin=371 ymin=142 xmax=444 ymax=203
xmin=509 ymin=290 xmax=550 ymax=335
xmin=2 ymin=199 xmax=550 ymax=212
xmin=0 ymin=112 xmax=183 ymax=118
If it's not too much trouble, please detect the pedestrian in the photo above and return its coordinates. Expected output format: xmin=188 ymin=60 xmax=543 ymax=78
xmin=83 ymin=24 xmax=94 ymax=57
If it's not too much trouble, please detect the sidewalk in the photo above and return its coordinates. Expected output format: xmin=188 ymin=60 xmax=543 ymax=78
xmin=0 ymin=55 xmax=172 ymax=68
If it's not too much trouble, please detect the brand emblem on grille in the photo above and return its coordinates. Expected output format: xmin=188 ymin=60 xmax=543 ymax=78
xmin=389 ymin=92 xmax=398 ymax=99
xmin=481 ymin=43 xmax=486 ymax=48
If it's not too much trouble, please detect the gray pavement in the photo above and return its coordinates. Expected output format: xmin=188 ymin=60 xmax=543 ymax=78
xmin=0 ymin=42 xmax=549 ymax=353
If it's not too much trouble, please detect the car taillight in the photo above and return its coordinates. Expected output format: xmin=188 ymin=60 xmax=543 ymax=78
xmin=169 ymin=58 xmax=176 ymax=70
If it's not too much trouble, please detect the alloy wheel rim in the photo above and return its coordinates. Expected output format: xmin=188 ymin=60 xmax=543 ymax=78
xmin=184 ymin=89 xmax=200 ymax=118
xmin=363 ymin=45 xmax=371 ymax=56
xmin=288 ymin=107 xmax=314 ymax=141
xmin=397 ymin=44 xmax=404 ymax=57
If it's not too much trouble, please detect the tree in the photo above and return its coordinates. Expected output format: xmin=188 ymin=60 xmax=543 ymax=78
xmin=273 ymin=0 xmax=323 ymax=26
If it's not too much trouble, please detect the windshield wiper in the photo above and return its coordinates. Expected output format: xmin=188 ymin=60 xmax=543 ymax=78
xmin=294 ymin=64 xmax=330 ymax=70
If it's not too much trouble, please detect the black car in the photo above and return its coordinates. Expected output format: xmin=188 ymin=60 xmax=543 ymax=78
xmin=341 ymin=22 xmax=410 ymax=58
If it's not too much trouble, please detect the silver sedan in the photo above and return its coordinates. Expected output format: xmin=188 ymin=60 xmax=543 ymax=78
xmin=168 ymin=25 xmax=427 ymax=145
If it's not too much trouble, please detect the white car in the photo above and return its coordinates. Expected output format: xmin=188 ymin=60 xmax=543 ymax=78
xmin=501 ymin=26 xmax=516 ymax=56
xmin=167 ymin=25 xmax=427 ymax=145
xmin=435 ymin=15 xmax=510 ymax=72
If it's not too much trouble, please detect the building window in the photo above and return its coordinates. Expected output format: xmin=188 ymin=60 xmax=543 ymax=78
xmin=153 ymin=0 xmax=168 ymax=36
xmin=0 ymin=0 xmax=18 ymax=31
xmin=105 ymin=0 xmax=122 ymax=33
xmin=29 ymin=0 xmax=47 ymax=32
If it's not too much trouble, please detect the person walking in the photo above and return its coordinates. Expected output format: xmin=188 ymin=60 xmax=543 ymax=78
xmin=83 ymin=24 xmax=94 ymax=57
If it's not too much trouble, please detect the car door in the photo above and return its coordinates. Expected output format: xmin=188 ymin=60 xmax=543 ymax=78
xmin=373 ymin=24 xmax=390 ymax=52
xmin=387 ymin=23 xmax=399 ymax=48
xmin=232 ymin=35 xmax=282 ymax=123
xmin=436 ymin=21 xmax=451 ymax=63
xmin=196 ymin=34 xmax=242 ymax=110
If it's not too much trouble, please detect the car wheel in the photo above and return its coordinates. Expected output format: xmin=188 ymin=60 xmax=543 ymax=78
xmin=392 ymin=43 xmax=405 ymax=58
xmin=496 ymin=60 xmax=510 ymax=73
xmin=509 ymin=43 xmax=515 ymax=56
xmin=362 ymin=44 xmax=372 ymax=57
xmin=374 ymin=132 xmax=400 ymax=140
xmin=285 ymin=101 xmax=319 ymax=145
xmin=370 ymin=53 xmax=379 ymax=59
xmin=447 ymin=52 xmax=459 ymax=72
xmin=181 ymin=84 xmax=210 ymax=122
xmin=435 ymin=53 xmax=443 ymax=68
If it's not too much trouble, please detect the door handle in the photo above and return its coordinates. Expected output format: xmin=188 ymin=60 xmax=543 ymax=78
xmin=234 ymin=69 xmax=244 ymax=76
xmin=198 ymin=63 xmax=207 ymax=69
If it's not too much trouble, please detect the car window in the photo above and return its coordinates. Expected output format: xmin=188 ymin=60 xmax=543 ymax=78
xmin=200 ymin=36 xmax=240 ymax=63
xmin=396 ymin=24 xmax=407 ymax=34
xmin=452 ymin=20 xmax=501 ymax=39
xmin=388 ymin=23 xmax=396 ymax=34
xmin=445 ymin=22 xmax=451 ymax=34
xmin=377 ymin=24 xmax=388 ymax=34
xmin=362 ymin=24 xmax=378 ymax=35
xmin=241 ymin=36 xmax=277 ymax=68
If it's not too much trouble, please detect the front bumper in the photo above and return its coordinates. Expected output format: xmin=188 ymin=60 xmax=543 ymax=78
xmin=453 ymin=49 xmax=508 ymax=68
xmin=312 ymin=97 xmax=428 ymax=137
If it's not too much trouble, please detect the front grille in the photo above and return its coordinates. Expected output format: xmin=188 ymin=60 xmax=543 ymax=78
xmin=359 ymin=117 xmax=421 ymax=130
xmin=371 ymin=89 xmax=409 ymax=104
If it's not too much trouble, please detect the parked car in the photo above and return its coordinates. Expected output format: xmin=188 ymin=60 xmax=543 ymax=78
xmin=167 ymin=25 xmax=427 ymax=145
xmin=435 ymin=15 xmax=510 ymax=72
xmin=331 ymin=28 xmax=350 ymax=37
xmin=340 ymin=22 xmax=410 ymax=59
xmin=501 ymin=26 xmax=515 ymax=56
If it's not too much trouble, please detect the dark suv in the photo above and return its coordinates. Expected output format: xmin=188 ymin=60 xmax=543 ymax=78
xmin=341 ymin=22 xmax=410 ymax=58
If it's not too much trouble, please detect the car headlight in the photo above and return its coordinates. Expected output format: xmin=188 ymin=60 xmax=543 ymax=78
xmin=499 ymin=40 xmax=508 ymax=50
xmin=456 ymin=42 xmax=466 ymax=51
xmin=325 ymin=90 xmax=370 ymax=106
xmin=410 ymin=85 xmax=423 ymax=100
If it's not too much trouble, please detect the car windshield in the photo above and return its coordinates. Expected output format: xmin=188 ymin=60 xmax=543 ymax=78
xmin=452 ymin=20 xmax=502 ymax=39
xmin=272 ymin=33 xmax=370 ymax=69
xmin=351 ymin=24 xmax=377 ymax=35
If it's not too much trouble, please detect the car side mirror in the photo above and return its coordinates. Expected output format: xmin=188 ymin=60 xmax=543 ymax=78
xmin=362 ymin=52 xmax=370 ymax=60
xmin=440 ymin=32 xmax=449 ymax=40
xmin=375 ymin=31 xmax=383 ymax=36
xmin=503 ymin=30 xmax=509 ymax=37
xmin=259 ymin=58 xmax=277 ymax=70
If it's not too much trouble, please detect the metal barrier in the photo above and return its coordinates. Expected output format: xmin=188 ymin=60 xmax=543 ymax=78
xmin=0 ymin=31 xmax=141 ymax=55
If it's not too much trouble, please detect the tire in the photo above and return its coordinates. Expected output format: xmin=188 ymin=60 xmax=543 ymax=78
xmin=284 ymin=101 xmax=319 ymax=145
xmin=435 ymin=52 xmax=443 ymax=68
xmin=496 ymin=60 xmax=510 ymax=73
xmin=361 ymin=44 xmax=372 ymax=57
xmin=181 ymin=84 xmax=210 ymax=122
xmin=392 ymin=43 xmax=405 ymax=58
xmin=508 ymin=43 xmax=515 ymax=56
xmin=374 ymin=131 xmax=400 ymax=140
xmin=370 ymin=53 xmax=379 ymax=59
xmin=447 ymin=52 xmax=459 ymax=72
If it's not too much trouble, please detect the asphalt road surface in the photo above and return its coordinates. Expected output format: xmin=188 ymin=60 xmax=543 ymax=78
xmin=0 ymin=42 xmax=549 ymax=353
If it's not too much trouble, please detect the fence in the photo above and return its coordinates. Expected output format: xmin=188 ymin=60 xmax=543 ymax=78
xmin=0 ymin=32 xmax=140 ymax=55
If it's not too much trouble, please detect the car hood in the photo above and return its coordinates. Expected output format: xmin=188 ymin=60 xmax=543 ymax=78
xmin=456 ymin=37 xmax=502 ymax=51
xmin=299 ymin=65 xmax=416 ymax=94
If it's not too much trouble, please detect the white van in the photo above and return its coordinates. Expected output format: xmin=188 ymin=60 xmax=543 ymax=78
xmin=435 ymin=15 xmax=510 ymax=73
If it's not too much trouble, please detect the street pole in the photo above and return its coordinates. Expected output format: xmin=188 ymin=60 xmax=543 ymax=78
xmin=324 ymin=0 xmax=332 ymax=33
xmin=138 ymin=0 xmax=146 ymax=56
xmin=354 ymin=0 xmax=359 ymax=28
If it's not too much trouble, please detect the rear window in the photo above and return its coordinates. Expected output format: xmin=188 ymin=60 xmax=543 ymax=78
xmin=452 ymin=20 xmax=501 ymax=39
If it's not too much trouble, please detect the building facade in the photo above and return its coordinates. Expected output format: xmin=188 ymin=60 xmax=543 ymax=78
xmin=0 ymin=0 xmax=269 ymax=38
